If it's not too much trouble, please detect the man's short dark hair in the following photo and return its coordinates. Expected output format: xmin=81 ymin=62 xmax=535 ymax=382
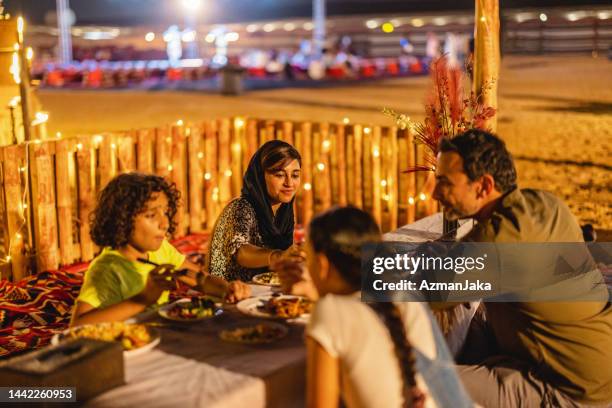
xmin=439 ymin=129 xmax=517 ymax=193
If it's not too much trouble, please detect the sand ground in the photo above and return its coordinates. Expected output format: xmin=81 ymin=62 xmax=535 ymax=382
xmin=37 ymin=55 xmax=612 ymax=230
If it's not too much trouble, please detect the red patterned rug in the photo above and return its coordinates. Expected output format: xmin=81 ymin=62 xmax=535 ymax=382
xmin=0 ymin=233 xmax=209 ymax=359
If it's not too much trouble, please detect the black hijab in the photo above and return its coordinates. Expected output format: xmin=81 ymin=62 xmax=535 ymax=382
xmin=241 ymin=140 xmax=299 ymax=250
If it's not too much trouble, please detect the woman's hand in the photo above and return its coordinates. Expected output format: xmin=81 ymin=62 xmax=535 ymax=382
xmin=271 ymin=244 xmax=306 ymax=267
xmin=225 ymin=280 xmax=251 ymax=303
xmin=137 ymin=264 xmax=176 ymax=305
xmin=274 ymin=259 xmax=319 ymax=300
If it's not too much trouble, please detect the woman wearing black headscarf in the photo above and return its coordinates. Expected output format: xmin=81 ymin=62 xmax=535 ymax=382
xmin=207 ymin=140 xmax=304 ymax=281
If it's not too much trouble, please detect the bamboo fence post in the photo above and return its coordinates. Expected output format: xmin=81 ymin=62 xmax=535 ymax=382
xmin=171 ymin=124 xmax=188 ymax=237
xmin=318 ymin=123 xmax=332 ymax=211
xmin=293 ymin=129 xmax=303 ymax=223
xmin=55 ymin=139 xmax=74 ymax=266
xmin=218 ymin=118 xmax=232 ymax=205
xmin=299 ymin=122 xmax=313 ymax=226
xmin=334 ymin=123 xmax=348 ymax=206
xmin=398 ymin=129 xmax=413 ymax=224
xmin=2 ymin=145 xmax=27 ymax=280
xmin=137 ymin=129 xmax=154 ymax=173
xmin=245 ymin=119 xmax=258 ymax=170
xmin=415 ymin=143 xmax=426 ymax=218
xmin=76 ymin=137 xmax=95 ymax=261
xmin=230 ymin=118 xmax=243 ymax=198
xmin=188 ymin=124 xmax=204 ymax=233
xmin=30 ymin=141 xmax=59 ymax=272
xmin=352 ymin=124 xmax=364 ymax=208
xmin=98 ymin=133 xmax=117 ymax=190
xmin=362 ymin=126 xmax=373 ymax=213
xmin=266 ymin=120 xmax=276 ymax=142
xmin=155 ymin=126 xmax=172 ymax=179
xmin=474 ymin=0 xmax=500 ymax=131
xmin=117 ymin=132 xmax=136 ymax=173
xmin=386 ymin=127 xmax=399 ymax=231
xmin=204 ymin=120 xmax=219 ymax=229
xmin=346 ymin=126 xmax=355 ymax=205
xmin=371 ymin=126 xmax=382 ymax=227
xmin=282 ymin=121 xmax=294 ymax=145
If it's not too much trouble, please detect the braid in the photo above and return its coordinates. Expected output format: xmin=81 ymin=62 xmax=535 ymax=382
xmin=368 ymin=303 xmax=426 ymax=408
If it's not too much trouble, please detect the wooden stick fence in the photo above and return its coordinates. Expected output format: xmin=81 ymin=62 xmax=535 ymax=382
xmin=0 ymin=118 xmax=437 ymax=281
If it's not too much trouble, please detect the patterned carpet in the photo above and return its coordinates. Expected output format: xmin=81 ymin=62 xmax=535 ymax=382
xmin=0 ymin=233 xmax=210 ymax=359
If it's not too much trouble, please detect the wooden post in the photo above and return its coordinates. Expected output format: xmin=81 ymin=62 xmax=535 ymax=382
xmin=352 ymin=124 xmax=363 ymax=208
xmin=55 ymin=139 xmax=74 ymax=266
xmin=136 ymin=129 xmax=154 ymax=173
xmin=398 ymin=128 xmax=416 ymax=224
xmin=386 ymin=127 xmax=399 ymax=231
xmin=474 ymin=0 xmax=500 ymax=131
xmin=171 ymin=124 xmax=188 ymax=237
xmin=2 ymin=145 xmax=27 ymax=280
xmin=155 ymin=126 xmax=172 ymax=179
xmin=319 ymin=123 xmax=332 ymax=211
xmin=334 ymin=123 xmax=348 ymax=206
xmin=362 ymin=126 xmax=373 ymax=212
xmin=282 ymin=121 xmax=294 ymax=145
xmin=188 ymin=124 xmax=204 ymax=233
xmin=98 ymin=133 xmax=117 ymax=190
xmin=204 ymin=120 xmax=219 ymax=229
xmin=371 ymin=126 xmax=382 ymax=227
xmin=245 ymin=119 xmax=258 ymax=170
xmin=346 ymin=126 xmax=355 ymax=206
xmin=230 ymin=119 xmax=243 ymax=198
xmin=218 ymin=118 xmax=232 ymax=205
xmin=299 ymin=122 xmax=313 ymax=226
xmin=76 ymin=137 xmax=96 ymax=261
xmin=30 ymin=141 xmax=59 ymax=272
xmin=117 ymin=132 xmax=136 ymax=173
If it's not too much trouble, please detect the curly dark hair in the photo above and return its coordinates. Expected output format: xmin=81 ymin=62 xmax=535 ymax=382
xmin=308 ymin=206 xmax=425 ymax=408
xmin=439 ymin=129 xmax=517 ymax=193
xmin=90 ymin=173 xmax=181 ymax=248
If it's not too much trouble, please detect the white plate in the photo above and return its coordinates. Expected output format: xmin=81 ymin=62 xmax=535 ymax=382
xmin=52 ymin=322 xmax=160 ymax=358
xmin=158 ymin=298 xmax=223 ymax=322
xmin=251 ymin=271 xmax=281 ymax=287
xmin=236 ymin=294 xmax=312 ymax=322
xmin=219 ymin=322 xmax=289 ymax=344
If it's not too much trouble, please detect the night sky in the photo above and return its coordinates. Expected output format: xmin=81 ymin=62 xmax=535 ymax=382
xmin=4 ymin=0 xmax=611 ymax=26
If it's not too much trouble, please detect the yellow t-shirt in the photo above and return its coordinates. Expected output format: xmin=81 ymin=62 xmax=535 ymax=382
xmin=77 ymin=239 xmax=186 ymax=309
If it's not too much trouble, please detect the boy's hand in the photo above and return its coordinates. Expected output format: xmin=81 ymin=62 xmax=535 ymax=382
xmin=138 ymin=264 xmax=176 ymax=305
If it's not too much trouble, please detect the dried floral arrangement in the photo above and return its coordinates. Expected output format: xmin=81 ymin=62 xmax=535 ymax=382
xmin=384 ymin=55 xmax=496 ymax=172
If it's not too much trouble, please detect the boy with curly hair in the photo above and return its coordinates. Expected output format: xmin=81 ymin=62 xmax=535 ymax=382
xmin=71 ymin=173 xmax=249 ymax=326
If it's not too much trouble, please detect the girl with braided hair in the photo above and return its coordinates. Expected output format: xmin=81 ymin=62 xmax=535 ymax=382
xmin=287 ymin=206 xmax=472 ymax=408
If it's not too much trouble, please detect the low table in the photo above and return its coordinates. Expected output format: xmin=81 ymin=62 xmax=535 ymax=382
xmin=87 ymin=286 xmax=305 ymax=408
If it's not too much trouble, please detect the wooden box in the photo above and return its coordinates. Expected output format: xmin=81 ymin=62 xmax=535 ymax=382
xmin=0 ymin=338 xmax=125 ymax=403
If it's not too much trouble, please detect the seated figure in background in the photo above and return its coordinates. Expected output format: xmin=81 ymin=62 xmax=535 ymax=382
xmin=207 ymin=140 xmax=305 ymax=282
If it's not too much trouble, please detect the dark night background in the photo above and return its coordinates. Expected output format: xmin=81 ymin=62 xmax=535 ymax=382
xmin=5 ymin=0 xmax=612 ymax=26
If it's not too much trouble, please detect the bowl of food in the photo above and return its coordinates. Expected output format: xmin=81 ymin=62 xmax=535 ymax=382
xmin=52 ymin=322 xmax=160 ymax=357
xmin=158 ymin=297 xmax=222 ymax=322
xmin=219 ymin=322 xmax=289 ymax=344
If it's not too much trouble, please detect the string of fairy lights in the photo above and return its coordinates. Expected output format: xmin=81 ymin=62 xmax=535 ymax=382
xmin=0 ymin=16 xmax=431 ymax=270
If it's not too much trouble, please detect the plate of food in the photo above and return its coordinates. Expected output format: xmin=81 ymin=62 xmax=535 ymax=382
xmin=219 ymin=322 xmax=288 ymax=344
xmin=236 ymin=294 xmax=313 ymax=320
xmin=52 ymin=322 xmax=160 ymax=358
xmin=251 ymin=271 xmax=281 ymax=287
xmin=158 ymin=297 xmax=222 ymax=322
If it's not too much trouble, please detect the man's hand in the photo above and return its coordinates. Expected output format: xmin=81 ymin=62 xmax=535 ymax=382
xmin=274 ymin=259 xmax=319 ymax=300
